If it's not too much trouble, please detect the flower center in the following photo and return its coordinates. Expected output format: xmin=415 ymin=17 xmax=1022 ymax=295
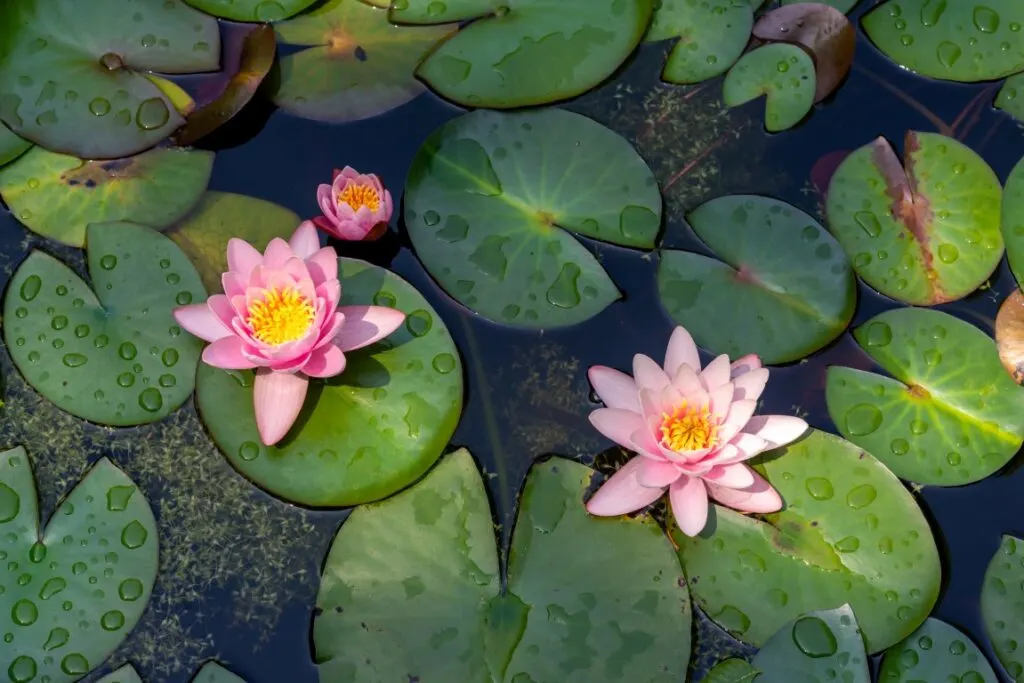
xmin=247 ymin=286 xmax=316 ymax=346
xmin=659 ymin=402 xmax=719 ymax=452
xmin=338 ymin=183 xmax=381 ymax=212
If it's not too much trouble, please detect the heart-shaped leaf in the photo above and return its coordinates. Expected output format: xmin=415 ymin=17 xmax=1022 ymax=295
xmin=0 ymin=0 xmax=221 ymax=158
xmin=0 ymin=446 xmax=158 ymax=683
xmin=674 ymin=429 xmax=941 ymax=653
xmin=996 ymin=290 xmax=1024 ymax=384
xmin=657 ymin=195 xmax=855 ymax=364
xmin=183 ymin=0 xmax=317 ymax=21
xmin=879 ymin=618 xmax=998 ymax=682
xmin=646 ymin=0 xmax=754 ymax=85
xmin=825 ymin=132 xmax=1003 ymax=305
xmin=0 ymin=122 xmax=31 ymax=168
xmin=1003 ymin=153 xmax=1024 ymax=285
xmin=0 ymin=146 xmax=214 ymax=247
xmin=982 ymin=535 xmax=1024 ymax=680
xmin=996 ymin=73 xmax=1024 ymax=123
xmin=404 ymin=108 xmax=661 ymax=328
xmin=3 ymin=221 xmax=206 ymax=426
xmin=825 ymin=307 xmax=1024 ymax=486
xmin=313 ymin=449 xmax=691 ymax=681
xmin=751 ymin=605 xmax=869 ymax=682
xmin=722 ymin=42 xmax=817 ymax=131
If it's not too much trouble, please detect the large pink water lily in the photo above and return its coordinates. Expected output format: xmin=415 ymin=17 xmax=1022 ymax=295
xmin=586 ymin=326 xmax=809 ymax=537
xmin=312 ymin=166 xmax=394 ymax=241
xmin=173 ymin=221 xmax=405 ymax=446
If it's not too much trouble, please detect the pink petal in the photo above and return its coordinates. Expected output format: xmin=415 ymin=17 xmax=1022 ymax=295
xmin=590 ymin=408 xmax=646 ymax=449
xmin=706 ymin=470 xmax=782 ymax=513
xmin=174 ymin=304 xmax=231 ymax=343
xmin=733 ymin=368 xmax=769 ymax=402
xmin=382 ymin=189 xmax=394 ymax=220
xmin=715 ymin=433 xmax=769 ymax=465
xmin=668 ymin=475 xmax=709 ymax=537
xmin=664 ymin=326 xmax=701 ymax=377
xmin=703 ymin=463 xmax=755 ymax=489
xmin=253 ymin=369 xmax=309 ymax=446
xmin=718 ymin=399 xmax=757 ymax=444
xmin=315 ymin=312 xmax=346 ymax=349
xmin=671 ymin=363 xmax=703 ymax=396
xmin=701 ymin=354 xmax=732 ymax=390
xmin=263 ymin=238 xmax=294 ymax=269
xmin=707 ymin=381 xmax=735 ymax=420
xmin=630 ymin=427 xmax=667 ymax=460
xmin=588 ymin=365 xmax=640 ymax=412
xmin=202 ymin=337 xmax=258 ymax=370
xmin=333 ymin=305 xmax=405 ymax=351
xmin=301 ymin=344 xmax=346 ymax=378
xmin=743 ymin=415 xmax=809 ymax=448
xmin=317 ymin=185 xmax=337 ymax=219
xmin=730 ymin=353 xmax=762 ymax=378
xmin=289 ymin=221 xmax=321 ymax=260
xmin=636 ymin=458 xmax=682 ymax=487
xmin=633 ymin=354 xmax=671 ymax=393
xmin=306 ymin=247 xmax=338 ymax=284
xmin=586 ymin=457 xmax=666 ymax=517
xmin=226 ymin=239 xmax=262 ymax=277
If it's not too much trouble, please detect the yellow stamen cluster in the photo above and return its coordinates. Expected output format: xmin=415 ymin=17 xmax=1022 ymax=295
xmin=659 ymin=402 xmax=718 ymax=452
xmin=338 ymin=183 xmax=381 ymax=212
xmin=247 ymin=286 xmax=316 ymax=346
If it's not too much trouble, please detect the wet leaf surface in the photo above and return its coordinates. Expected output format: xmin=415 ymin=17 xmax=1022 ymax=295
xmin=313 ymin=449 xmax=691 ymax=681
xmin=183 ymin=0 xmax=317 ymax=21
xmin=751 ymin=605 xmax=869 ymax=682
xmin=646 ymin=0 xmax=754 ymax=85
xmin=1003 ymin=152 xmax=1024 ymax=285
xmin=879 ymin=618 xmax=998 ymax=682
xmin=0 ymin=122 xmax=31 ymax=168
xmin=657 ymin=195 xmax=855 ymax=364
xmin=196 ymin=258 xmax=463 ymax=507
xmin=982 ymin=535 xmax=1024 ymax=680
xmin=826 ymin=307 xmax=1024 ymax=486
xmin=0 ymin=447 xmax=158 ymax=683
xmin=675 ymin=429 xmax=941 ymax=654
xmin=722 ymin=43 xmax=816 ymax=131
xmin=996 ymin=73 xmax=1024 ymax=122
xmin=825 ymin=132 xmax=1003 ymax=305
xmin=997 ymin=290 xmax=1024 ymax=384
xmin=0 ymin=146 xmax=213 ymax=247
xmin=404 ymin=108 xmax=661 ymax=328
xmin=3 ymin=222 xmax=206 ymax=426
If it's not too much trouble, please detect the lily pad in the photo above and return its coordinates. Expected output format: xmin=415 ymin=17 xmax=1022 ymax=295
xmin=722 ymin=42 xmax=817 ymax=131
xmin=3 ymin=221 xmax=206 ymax=426
xmin=996 ymin=73 xmax=1024 ymax=123
xmin=0 ymin=0 xmax=221 ymax=159
xmin=982 ymin=535 xmax=1024 ymax=679
xmin=825 ymin=132 xmax=1003 ymax=305
xmin=271 ymin=0 xmax=453 ymax=123
xmin=674 ymin=428 xmax=941 ymax=653
xmin=0 ymin=122 xmax=31 ymax=168
xmin=657 ymin=195 xmax=855 ymax=364
xmin=751 ymin=605 xmax=869 ymax=682
xmin=0 ymin=446 xmax=158 ymax=683
xmin=0 ymin=146 xmax=214 ymax=248
xmin=98 ymin=662 xmax=246 ymax=683
xmin=879 ymin=618 xmax=998 ymax=682
xmin=863 ymin=0 xmax=1024 ymax=82
xmin=387 ymin=0 xmax=653 ymax=108
xmin=1003 ymin=153 xmax=1024 ymax=286
xmin=996 ymin=290 xmax=1024 ymax=384
xmin=195 ymin=258 xmax=463 ymax=507
xmin=313 ymin=449 xmax=691 ymax=681
xmin=702 ymin=658 xmax=759 ymax=682
xmin=404 ymin=108 xmax=661 ymax=328
xmin=183 ymin=0 xmax=317 ymax=21
xmin=96 ymin=665 xmax=144 ymax=683
xmin=781 ymin=0 xmax=860 ymax=12
xmin=826 ymin=308 xmax=1024 ymax=487
xmin=646 ymin=0 xmax=754 ymax=85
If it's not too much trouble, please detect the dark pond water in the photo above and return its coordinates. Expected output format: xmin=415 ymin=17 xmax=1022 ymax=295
xmin=1 ymin=2 xmax=1023 ymax=681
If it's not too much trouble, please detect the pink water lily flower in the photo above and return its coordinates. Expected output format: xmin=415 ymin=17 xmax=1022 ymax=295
xmin=173 ymin=221 xmax=405 ymax=446
xmin=312 ymin=166 xmax=393 ymax=241
xmin=586 ymin=327 xmax=809 ymax=537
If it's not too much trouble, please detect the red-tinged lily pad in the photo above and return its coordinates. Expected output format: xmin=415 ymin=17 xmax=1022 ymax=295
xmin=0 ymin=122 xmax=31 ymax=168
xmin=982 ymin=536 xmax=1024 ymax=679
xmin=825 ymin=132 xmax=1003 ymax=305
xmin=782 ymin=0 xmax=860 ymax=12
xmin=0 ymin=146 xmax=214 ymax=248
xmin=863 ymin=0 xmax=1024 ymax=82
xmin=751 ymin=605 xmax=869 ymax=682
xmin=387 ymin=0 xmax=653 ymax=108
xmin=996 ymin=73 xmax=1024 ymax=122
xmin=996 ymin=290 xmax=1024 ymax=384
xmin=1003 ymin=153 xmax=1024 ymax=285
xmin=674 ymin=428 xmax=941 ymax=654
xmin=752 ymin=3 xmax=856 ymax=102
xmin=879 ymin=618 xmax=998 ymax=682
xmin=825 ymin=307 xmax=1024 ymax=486
xmin=722 ymin=42 xmax=817 ymax=131
xmin=657 ymin=195 xmax=855 ymax=364
xmin=271 ymin=0 xmax=453 ymax=123
xmin=183 ymin=0 xmax=317 ymax=21
xmin=0 ymin=0 xmax=221 ymax=159
xmin=646 ymin=0 xmax=754 ymax=85
xmin=313 ymin=449 xmax=691 ymax=681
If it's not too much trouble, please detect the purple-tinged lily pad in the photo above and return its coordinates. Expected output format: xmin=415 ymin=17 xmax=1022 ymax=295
xmin=996 ymin=73 xmax=1024 ymax=122
xmin=825 ymin=132 xmax=1003 ymax=305
xmin=183 ymin=0 xmax=317 ymax=21
xmin=0 ymin=122 xmax=31 ymax=168
xmin=879 ymin=618 xmax=998 ymax=682
xmin=825 ymin=307 xmax=1024 ymax=487
xmin=722 ymin=42 xmax=816 ymax=131
xmin=752 ymin=605 xmax=869 ymax=683
xmin=1002 ymin=153 xmax=1024 ymax=285
xmin=863 ymin=0 xmax=1024 ymax=82
xmin=646 ymin=0 xmax=754 ymax=85
xmin=982 ymin=535 xmax=1024 ymax=680
xmin=996 ymin=290 xmax=1024 ymax=383
xmin=782 ymin=0 xmax=860 ymax=12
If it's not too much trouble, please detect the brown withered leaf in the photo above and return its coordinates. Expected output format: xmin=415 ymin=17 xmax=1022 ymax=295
xmin=996 ymin=289 xmax=1024 ymax=384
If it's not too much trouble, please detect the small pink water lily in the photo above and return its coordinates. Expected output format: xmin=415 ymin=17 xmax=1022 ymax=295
xmin=312 ymin=166 xmax=393 ymax=241
xmin=585 ymin=327 xmax=809 ymax=537
xmin=173 ymin=221 xmax=405 ymax=446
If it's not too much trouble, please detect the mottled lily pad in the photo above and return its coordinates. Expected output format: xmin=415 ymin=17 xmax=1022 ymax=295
xmin=996 ymin=73 xmax=1024 ymax=122
xmin=781 ymin=0 xmax=860 ymax=12
xmin=826 ymin=308 xmax=1024 ymax=486
xmin=313 ymin=449 xmax=691 ymax=681
xmin=183 ymin=0 xmax=317 ymax=21
xmin=657 ymin=195 xmax=855 ymax=364
xmin=646 ymin=0 xmax=754 ymax=85
xmin=675 ymin=429 xmax=941 ymax=653
xmin=405 ymin=108 xmax=661 ymax=328
xmin=196 ymin=258 xmax=463 ymax=507
xmin=825 ymin=132 xmax=1003 ymax=304
xmin=0 ymin=146 xmax=213 ymax=247
xmin=0 ymin=0 xmax=221 ymax=158
xmin=752 ymin=605 xmax=869 ymax=682
xmin=863 ymin=0 xmax=1024 ymax=82
xmin=982 ymin=535 xmax=1024 ymax=679
xmin=0 ymin=122 xmax=31 ymax=167
xmin=996 ymin=290 xmax=1024 ymax=383
xmin=703 ymin=658 xmax=759 ymax=682
xmin=0 ymin=446 xmax=158 ymax=683
xmin=388 ymin=0 xmax=653 ymax=108
xmin=3 ymin=222 xmax=206 ymax=425
xmin=1003 ymin=153 xmax=1024 ymax=286
xmin=722 ymin=42 xmax=816 ymax=131
xmin=272 ymin=0 xmax=453 ymax=123
xmin=879 ymin=618 xmax=998 ymax=682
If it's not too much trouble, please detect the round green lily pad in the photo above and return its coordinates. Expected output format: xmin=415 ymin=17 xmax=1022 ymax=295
xmin=781 ymin=0 xmax=860 ymax=12
xmin=863 ymin=0 xmax=1024 ymax=82
xmin=674 ymin=428 xmax=941 ymax=654
xmin=195 ymin=258 xmax=463 ymax=507
xmin=703 ymin=658 xmax=759 ymax=683
xmin=387 ymin=0 xmax=653 ymax=108
xmin=271 ymin=0 xmax=453 ymax=123
xmin=3 ymin=221 xmax=206 ymax=426
xmin=313 ymin=449 xmax=691 ymax=681
xmin=405 ymin=108 xmax=661 ymax=328
xmin=0 ymin=0 xmax=221 ymax=159
xmin=1003 ymin=153 xmax=1024 ymax=286
xmin=0 ymin=122 xmax=31 ymax=168
xmin=879 ymin=618 xmax=998 ymax=682
xmin=982 ymin=535 xmax=1024 ymax=679
xmin=96 ymin=665 xmax=144 ymax=683
xmin=0 ymin=446 xmax=158 ymax=683
xmin=826 ymin=132 xmax=1003 ymax=304
xmin=751 ymin=605 xmax=869 ymax=682
xmin=996 ymin=73 xmax=1024 ymax=123
xmin=657 ymin=195 xmax=855 ymax=364
xmin=646 ymin=0 xmax=754 ymax=85
xmin=826 ymin=308 xmax=1024 ymax=487
xmin=722 ymin=43 xmax=816 ymax=132
xmin=183 ymin=0 xmax=317 ymax=21
xmin=0 ymin=146 xmax=214 ymax=248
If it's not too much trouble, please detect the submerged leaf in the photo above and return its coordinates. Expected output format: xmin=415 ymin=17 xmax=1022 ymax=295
xmin=751 ymin=605 xmax=869 ymax=682
xmin=183 ymin=0 xmax=317 ymax=21
xmin=879 ymin=618 xmax=998 ymax=682
xmin=996 ymin=73 xmax=1024 ymax=123
xmin=722 ymin=43 xmax=816 ymax=131
xmin=647 ymin=0 xmax=754 ymax=85
xmin=996 ymin=290 xmax=1024 ymax=384
xmin=702 ymin=658 xmax=759 ymax=682
xmin=781 ymin=0 xmax=860 ymax=12
xmin=982 ymin=536 xmax=1024 ymax=680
